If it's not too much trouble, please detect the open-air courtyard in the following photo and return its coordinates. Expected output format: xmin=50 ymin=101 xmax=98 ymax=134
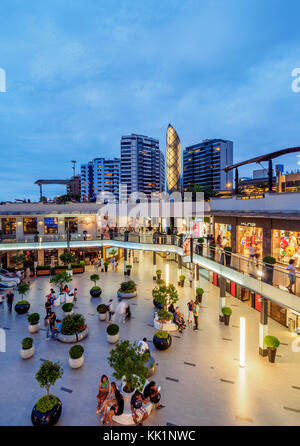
xmin=1 ymin=250 xmax=300 ymax=426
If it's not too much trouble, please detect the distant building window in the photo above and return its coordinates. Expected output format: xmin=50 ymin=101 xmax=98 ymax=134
xmin=23 ymin=217 xmax=37 ymax=235
xmin=65 ymin=217 xmax=78 ymax=233
xmin=44 ymin=217 xmax=58 ymax=234
xmin=2 ymin=218 xmax=16 ymax=235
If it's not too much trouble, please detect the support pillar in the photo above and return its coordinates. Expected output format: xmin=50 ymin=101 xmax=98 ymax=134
xmin=177 ymin=255 xmax=182 ymax=281
xmin=259 ymin=298 xmax=268 ymax=356
xmin=235 ymin=168 xmax=239 ymax=195
xmin=219 ymin=276 xmax=226 ymax=321
xmin=153 ymin=251 xmax=157 ymax=280
xmin=124 ymin=248 xmax=127 ymax=275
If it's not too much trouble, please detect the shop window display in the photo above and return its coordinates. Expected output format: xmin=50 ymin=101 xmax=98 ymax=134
xmin=237 ymin=225 xmax=263 ymax=259
xmin=215 ymin=223 xmax=231 ymax=247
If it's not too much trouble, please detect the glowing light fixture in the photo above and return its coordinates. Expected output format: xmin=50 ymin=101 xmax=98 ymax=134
xmin=240 ymin=317 xmax=246 ymax=368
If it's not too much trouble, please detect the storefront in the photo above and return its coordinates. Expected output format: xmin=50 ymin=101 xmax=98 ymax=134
xmin=215 ymin=223 xmax=232 ymax=247
xmin=237 ymin=223 xmax=263 ymax=259
xmin=272 ymin=229 xmax=300 ymax=266
xmin=192 ymin=218 xmax=211 ymax=239
xmin=1 ymin=217 xmax=16 ymax=237
xmin=44 ymin=217 xmax=58 ymax=234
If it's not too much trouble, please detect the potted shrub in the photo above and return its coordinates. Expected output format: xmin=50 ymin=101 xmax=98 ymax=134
xmin=50 ymin=272 xmax=72 ymax=304
xmin=222 ymin=307 xmax=232 ymax=326
xmin=69 ymin=345 xmax=84 ymax=369
xmin=20 ymin=337 xmax=34 ymax=359
xmin=196 ymin=288 xmax=204 ymax=304
xmin=126 ymin=264 xmax=132 ymax=276
xmin=107 ymin=324 xmax=119 ymax=344
xmin=157 ymin=308 xmax=173 ymax=324
xmin=97 ymin=304 xmax=108 ymax=321
xmin=152 ymin=284 xmax=178 ymax=310
xmin=178 ymin=275 xmax=185 ymax=287
xmin=264 ymin=335 xmax=280 ymax=363
xmin=153 ymin=330 xmax=172 ymax=351
xmin=117 ymin=280 xmax=137 ymax=298
xmin=209 ymin=242 xmax=216 ymax=259
xmin=59 ymin=252 xmax=76 ymax=277
xmin=15 ymin=282 xmax=30 ymax=314
xmin=224 ymin=246 xmax=232 ymax=266
xmin=11 ymin=253 xmax=26 ymax=269
xmin=28 ymin=313 xmax=40 ymax=333
xmin=262 ymin=256 xmax=276 ymax=285
xmin=59 ymin=313 xmax=88 ymax=343
xmin=156 ymin=269 xmax=162 ymax=280
xmin=90 ymin=274 xmax=102 ymax=297
xmin=31 ymin=361 xmax=64 ymax=426
xmin=104 ymin=261 xmax=109 ymax=272
xmin=197 ymin=237 xmax=205 ymax=256
xmin=62 ymin=302 xmax=74 ymax=315
xmin=36 ymin=265 xmax=51 ymax=276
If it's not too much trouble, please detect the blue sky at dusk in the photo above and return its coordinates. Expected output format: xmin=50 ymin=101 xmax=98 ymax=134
xmin=1 ymin=0 xmax=300 ymax=200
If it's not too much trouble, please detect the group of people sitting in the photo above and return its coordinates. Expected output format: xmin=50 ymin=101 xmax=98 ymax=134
xmin=96 ymin=375 xmax=163 ymax=426
xmin=168 ymin=304 xmax=186 ymax=333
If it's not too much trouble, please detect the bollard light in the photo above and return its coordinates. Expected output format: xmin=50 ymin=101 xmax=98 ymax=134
xmin=166 ymin=264 xmax=169 ymax=286
xmin=240 ymin=317 xmax=246 ymax=368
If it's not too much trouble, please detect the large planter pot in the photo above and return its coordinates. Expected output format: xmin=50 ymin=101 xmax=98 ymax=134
xmin=225 ymin=253 xmax=231 ymax=266
xmin=154 ymin=318 xmax=177 ymax=331
xmin=223 ymin=314 xmax=231 ymax=326
xmin=66 ymin=295 xmax=74 ymax=303
xmin=153 ymin=333 xmax=172 ymax=351
xmin=57 ymin=327 xmax=89 ymax=343
xmin=196 ymin=293 xmax=203 ymax=304
xmin=15 ymin=302 xmax=30 ymax=315
xmin=263 ymin=264 xmax=274 ymax=285
xmin=72 ymin=267 xmax=84 ymax=274
xmin=31 ymin=397 xmax=62 ymax=426
xmin=267 ymin=347 xmax=277 ymax=363
xmin=20 ymin=346 xmax=35 ymax=359
xmin=178 ymin=280 xmax=184 ymax=287
xmin=99 ymin=312 xmax=107 ymax=321
xmin=126 ymin=269 xmax=131 ymax=276
xmin=37 ymin=269 xmax=50 ymax=276
xmin=117 ymin=291 xmax=137 ymax=299
xmin=107 ymin=332 xmax=119 ymax=344
xmin=104 ymin=266 xmax=108 ymax=272
xmin=59 ymin=293 xmax=66 ymax=304
xmin=29 ymin=323 xmax=40 ymax=334
xmin=90 ymin=288 xmax=102 ymax=298
xmin=69 ymin=354 xmax=84 ymax=369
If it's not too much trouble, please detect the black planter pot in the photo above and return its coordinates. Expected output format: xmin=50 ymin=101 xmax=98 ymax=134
xmin=104 ymin=266 xmax=108 ymax=272
xmin=153 ymin=333 xmax=172 ymax=351
xmin=15 ymin=302 xmax=30 ymax=314
xmin=262 ymin=264 xmax=274 ymax=285
xmin=90 ymin=288 xmax=102 ymax=298
xmin=267 ymin=347 xmax=277 ymax=363
xmin=225 ymin=253 xmax=231 ymax=266
xmin=198 ymin=245 xmax=203 ymax=256
xmin=31 ymin=398 xmax=62 ymax=426
xmin=196 ymin=293 xmax=203 ymax=304
xmin=223 ymin=314 xmax=231 ymax=326
xmin=124 ymin=233 xmax=129 ymax=242
xmin=156 ymin=274 xmax=161 ymax=280
xmin=126 ymin=269 xmax=131 ymax=276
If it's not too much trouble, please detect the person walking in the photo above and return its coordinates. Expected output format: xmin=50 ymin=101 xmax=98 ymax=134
xmin=287 ymin=259 xmax=296 ymax=294
xmin=44 ymin=315 xmax=51 ymax=340
xmin=45 ymin=296 xmax=52 ymax=317
xmin=49 ymin=311 xmax=56 ymax=332
xmin=107 ymin=299 xmax=115 ymax=322
xmin=50 ymin=319 xmax=62 ymax=341
xmin=187 ymin=299 xmax=194 ymax=326
xmin=193 ymin=301 xmax=199 ymax=331
xmin=6 ymin=290 xmax=14 ymax=313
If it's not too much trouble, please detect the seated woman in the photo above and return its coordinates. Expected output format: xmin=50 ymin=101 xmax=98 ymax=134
xmin=96 ymin=375 xmax=110 ymax=414
xmin=97 ymin=382 xmax=118 ymax=424
xmin=143 ymin=381 xmax=163 ymax=409
xmin=173 ymin=309 xmax=186 ymax=333
xmin=105 ymin=386 xmax=124 ymax=426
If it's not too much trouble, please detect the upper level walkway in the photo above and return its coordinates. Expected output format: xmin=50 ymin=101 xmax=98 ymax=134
xmin=0 ymin=233 xmax=299 ymax=313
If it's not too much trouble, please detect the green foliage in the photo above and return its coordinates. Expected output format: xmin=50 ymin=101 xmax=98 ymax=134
xmin=179 ymin=275 xmax=186 ymax=281
xmin=91 ymin=286 xmax=101 ymax=291
xmin=35 ymin=361 xmax=64 ymax=398
xmin=28 ymin=313 xmax=40 ymax=324
xmin=119 ymin=281 xmax=136 ymax=293
xmin=264 ymin=335 xmax=280 ymax=349
xmin=11 ymin=253 xmax=26 ymax=267
xmin=152 ymin=284 xmax=178 ymax=308
xmin=157 ymin=309 xmax=173 ymax=321
xmin=154 ymin=331 xmax=169 ymax=339
xmin=61 ymin=314 xmax=86 ymax=335
xmin=50 ymin=272 xmax=72 ymax=292
xmin=59 ymin=252 xmax=76 ymax=266
xmin=36 ymin=395 xmax=58 ymax=413
xmin=224 ymin=246 xmax=232 ymax=252
xmin=156 ymin=269 xmax=162 ymax=275
xmin=107 ymin=324 xmax=119 ymax=336
xmin=196 ymin=288 xmax=204 ymax=295
xmin=90 ymin=274 xmax=100 ymax=286
xmin=97 ymin=304 xmax=108 ymax=314
xmin=156 ymin=279 xmax=165 ymax=285
xmin=104 ymin=261 xmax=109 ymax=266
xmin=16 ymin=300 xmax=29 ymax=305
xmin=107 ymin=340 xmax=149 ymax=392
xmin=69 ymin=345 xmax=84 ymax=359
xmin=197 ymin=237 xmax=205 ymax=244
xmin=22 ymin=337 xmax=33 ymax=349
xmin=126 ymin=264 xmax=132 ymax=269
xmin=17 ymin=282 xmax=30 ymax=297
xmin=36 ymin=266 xmax=51 ymax=271
xmin=263 ymin=256 xmax=276 ymax=265
xmin=62 ymin=303 xmax=74 ymax=312
xmin=222 ymin=307 xmax=232 ymax=316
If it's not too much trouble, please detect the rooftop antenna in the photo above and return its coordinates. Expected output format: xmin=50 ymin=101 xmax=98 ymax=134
xmin=71 ymin=160 xmax=76 ymax=178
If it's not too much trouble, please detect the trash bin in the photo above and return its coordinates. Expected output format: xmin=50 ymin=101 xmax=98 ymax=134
xmin=289 ymin=318 xmax=296 ymax=332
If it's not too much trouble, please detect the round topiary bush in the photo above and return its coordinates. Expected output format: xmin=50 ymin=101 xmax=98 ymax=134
xmin=36 ymin=395 xmax=58 ymax=414
xmin=262 ymin=256 xmax=276 ymax=265
xmin=62 ymin=303 xmax=74 ymax=312
xmin=97 ymin=304 xmax=108 ymax=314
xmin=69 ymin=345 xmax=84 ymax=359
xmin=154 ymin=330 xmax=169 ymax=339
xmin=22 ymin=337 xmax=33 ymax=349
xmin=107 ymin=324 xmax=119 ymax=336
xmin=28 ymin=313 xmax=40 ymax=325
xmin=222 ymin=307 xmax=232 ymax=316
xmin=61 ymin=314 xmax=86 ymax=335
xmin=264 ymin=335 xmax=280 ymax=349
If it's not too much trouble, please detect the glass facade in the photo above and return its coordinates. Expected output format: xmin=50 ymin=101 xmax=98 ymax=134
xmin=23 ymin=217 xmax=37 ymax=235
xmin=2 ymin=218 xmax=16 ymax=235
xmin=44 ymin=217 xmax=58 ymax=234
xmin=65 ymin=217 xmax=78 ymax=233
xmin=166 ymin=124 xmax=181 ymax=193
xmin=272 ymin=230 xmax=300 ymax=266
xmin=237 ymin=224 xmax=263 ymax=259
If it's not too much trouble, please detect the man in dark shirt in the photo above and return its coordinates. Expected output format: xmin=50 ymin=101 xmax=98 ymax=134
xmin=6 ymin=290 xmax=14 ymax=313
xmin=130 ymin=390 xmax=148 ymax=426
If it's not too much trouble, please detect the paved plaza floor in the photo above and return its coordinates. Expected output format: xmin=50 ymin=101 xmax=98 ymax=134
xmin=1 ymin=251 xmax=300 ymax=426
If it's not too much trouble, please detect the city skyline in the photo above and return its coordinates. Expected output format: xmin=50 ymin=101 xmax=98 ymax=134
xmin=2 ymin=0 xmax=300 ymax=200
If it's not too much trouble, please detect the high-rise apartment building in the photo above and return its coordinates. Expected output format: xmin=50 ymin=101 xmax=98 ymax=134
xmin=166 ymin=124 xmax=181 ymax=194
xmin=120 ymin=134 xmax=165 ymax=199
xmin=80 ymin=157 xmax=120 ymax=201
xmin=183 ymin=139 xmax=233 ymax=191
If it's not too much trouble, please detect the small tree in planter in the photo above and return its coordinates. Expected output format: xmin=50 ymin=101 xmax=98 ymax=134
xmin=59 ymin=252 xmax=76 ymax=270
xmin=153 ymin=330 xmax=172 ymax=350
xmin=15 ymin=282 xmax=30 ymax=314
xmin=28 ymin=313 xmax=40 ymax=333
xmin=118 ymin=280 xmax=137 ymax=298
xmin=157 ymin=309 xmax=173 ymax=328
xmin=32 ymin=361 xmax=64 ymax=426
xmin=62 ymin=303 xmax=74 ymax=315
xmin=196 ymin=288 xmax=204 ymax=304
xmin=90 ymin=274 xmax=102 ymax=297
xmin=50 ymin=271 xmax=72 ymax=294
xmin=222 ymin=307 xmax=232 ymax=326
xmin=107 ymin=324 xmax=119 ymax=344
xmin=126 ymin=264 xmax=132 ymax=276
xmin=11 ymin=253 xmax=26 ymax=269
xmin=264 ymin=335 xmax=280 ymax=363
xmin=156 ymin=269 xmax=162 ymax=280
xmin=262 ymin=256 xmax=276 ymax=285
xmin=104 ymin=261 xmax=109 ymax=272
xmin=224 ymin=246 xmax=232 ymax=266
xmin=20 ymin=337 xmax=34 ymax=359
xmin=97 ymin=304 xmax=108 ymax=321
xmin=69 ymin=345 xmax=84 ymax=369
xmin=178 ymin=275 xmax=186 ymax=287
xmin=108 ymin=340 xmax=149 ymax=393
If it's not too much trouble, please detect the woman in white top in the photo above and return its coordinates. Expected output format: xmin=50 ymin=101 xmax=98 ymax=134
xmin=287 ymin=259 xmax=296 ymax=294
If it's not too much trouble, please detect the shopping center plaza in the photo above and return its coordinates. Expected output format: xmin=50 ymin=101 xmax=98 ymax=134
xmin=1 ymin=191 xmax=300 ymax=426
